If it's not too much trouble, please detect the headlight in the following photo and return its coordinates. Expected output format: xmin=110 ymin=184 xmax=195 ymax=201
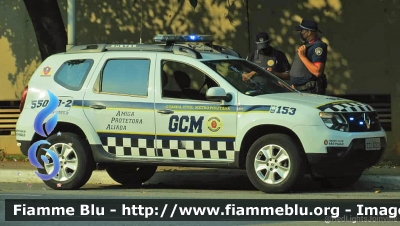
xmin=319 ymin=112 xmax=349 ymax=132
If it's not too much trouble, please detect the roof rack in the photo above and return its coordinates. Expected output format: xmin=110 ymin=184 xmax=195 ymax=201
xmin=64 ymin=34 xmax=241 ymax=59
xmin=171 ymin=45 xmax=203 ymax=59
xmin=105 ymin=44 xmax=170 ymax=52
xmin=66 ymin=43 xmax=204 ymax=59
xmin=205 ymin=43 xmax=242 ymax=58
xmin=175 ymin=43 xmax=241 ymax=58
xmin=66 ymin=44 xmax=108 ymax=53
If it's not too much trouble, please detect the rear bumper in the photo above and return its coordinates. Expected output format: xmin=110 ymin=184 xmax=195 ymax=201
xmin=16 ymin=140 xmax=31 ymax=156
xmin=306 ymin=137 xmax=386 ymax=178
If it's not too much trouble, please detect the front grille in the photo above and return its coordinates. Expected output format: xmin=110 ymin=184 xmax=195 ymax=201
xmin=342 ymin=112 xmax=381 ymax=132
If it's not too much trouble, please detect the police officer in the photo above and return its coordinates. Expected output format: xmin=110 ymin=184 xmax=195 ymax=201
xmin=242 ymin=32 xmax=291 ymax=81
xmin=289 ymin=19 xmax=328 ymax=93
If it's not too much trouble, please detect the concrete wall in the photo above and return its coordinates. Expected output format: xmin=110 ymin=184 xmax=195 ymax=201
xmin=57 ymin=0 xmax=250 ymax=54
xmin=0 ymin=0 xmax=41 ymax=101
xmin=1 ymin=0 xmax=399 ymax=161
xmin=0 ymin=135 xmax=17 ymax=155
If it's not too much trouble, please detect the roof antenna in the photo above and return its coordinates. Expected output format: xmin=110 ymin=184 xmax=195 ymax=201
xmin=139 ymin=0 xmax=143 ymax=44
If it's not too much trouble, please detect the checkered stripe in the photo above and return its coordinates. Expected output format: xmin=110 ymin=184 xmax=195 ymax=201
xmin=319 ymin=102 xmax=375 ymax=112
xmin=100 ymin=136 xmax=235 ymax=160
xmin=100 ymin=136 xmax=157 ymax=157
xmin=155 ymin=139 xmax=235 ymax=160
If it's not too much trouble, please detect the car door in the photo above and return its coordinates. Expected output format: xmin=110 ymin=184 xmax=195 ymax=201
xmin=82 ymin=51 xmax=157 ymax=159
xmin=154 ymin=54 xmax=237 ymax=164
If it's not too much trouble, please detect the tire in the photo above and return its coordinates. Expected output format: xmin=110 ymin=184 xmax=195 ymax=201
xmin=320 ymin=175 xmax=362 ymax=189
xmin=106 ymin=165 xmax=157 ymax=187
xmin=36 ymin=132 xmax=94 ymax=190
xmin=246 ymin=133 xmax=306 ymax=193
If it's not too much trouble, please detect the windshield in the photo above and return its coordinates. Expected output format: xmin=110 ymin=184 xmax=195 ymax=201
xmin=202 ymin=59 xmax=296 ymax=96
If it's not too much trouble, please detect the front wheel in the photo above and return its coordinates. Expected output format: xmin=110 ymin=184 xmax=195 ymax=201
xmin=246 ymin=134 xmax=307 ymax=193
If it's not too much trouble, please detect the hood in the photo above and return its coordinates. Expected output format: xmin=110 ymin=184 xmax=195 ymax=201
xmin=254 ymin=92 xmax=375 ymax=113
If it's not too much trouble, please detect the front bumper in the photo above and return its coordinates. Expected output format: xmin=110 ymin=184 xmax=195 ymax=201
xmin=306 ymin=137 xmax=386 ymax=178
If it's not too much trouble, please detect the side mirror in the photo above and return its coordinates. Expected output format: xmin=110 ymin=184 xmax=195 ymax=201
xmin=206 ymin=87 xmax=232 ymax=102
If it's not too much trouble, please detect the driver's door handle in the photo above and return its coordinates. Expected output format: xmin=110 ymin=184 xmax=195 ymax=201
xmin=157 ymin=109 xmax=174 ymax=114
xmin=90 ymin=104 xmax=106 ymax=109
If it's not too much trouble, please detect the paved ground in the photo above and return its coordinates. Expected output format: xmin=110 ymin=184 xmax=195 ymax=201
xmin=1 ymin=176 xmax=400 ymax=226
xmin=1 ymin=161 xmax=399 ymax=225
xmin=1 ymin=161 xmax=399 ymax=188
xmin=2 ymin=161 xmax=399 ymax=174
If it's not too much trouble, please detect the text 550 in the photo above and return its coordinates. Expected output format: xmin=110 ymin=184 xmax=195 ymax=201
xmin=31 ymin=100 xmax=72 ymax=109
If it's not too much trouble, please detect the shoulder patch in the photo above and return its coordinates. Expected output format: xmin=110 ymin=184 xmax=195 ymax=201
xmin=315 ymin=47 xmax=323 ymax=56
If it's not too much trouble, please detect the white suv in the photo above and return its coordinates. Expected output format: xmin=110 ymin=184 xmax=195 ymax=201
xmin=16 ymin=35 xmax=387 ymax=193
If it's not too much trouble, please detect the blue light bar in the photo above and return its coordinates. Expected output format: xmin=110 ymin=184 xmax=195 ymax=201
xmin=153 ymin=34 xmax=214 ymax=43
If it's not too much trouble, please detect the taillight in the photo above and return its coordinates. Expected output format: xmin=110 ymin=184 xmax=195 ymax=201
xmin=19 ymin=86 xmax=28 ymax=112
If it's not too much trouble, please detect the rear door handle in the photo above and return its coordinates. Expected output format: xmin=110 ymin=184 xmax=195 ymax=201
xmin=90 ymin=104 xmax=106 ymax=109
xmin=157 ymin=109 xmax=174 ymax=114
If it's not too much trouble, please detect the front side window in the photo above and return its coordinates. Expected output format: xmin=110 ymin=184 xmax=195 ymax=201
xmin=54 ymin=59 xmax=94 ymax=91
xmin=202 ymin=59 xmax=295 ymax=96
xmin=100 ymin=59 xmax=150 ymax=96
xmin=161 ymin=60 xmax=219 ymax=101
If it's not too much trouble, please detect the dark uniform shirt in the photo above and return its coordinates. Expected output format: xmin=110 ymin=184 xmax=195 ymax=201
xmin=290 ymin=38 xmax=328 ymax=86
xmin=246 ymin=47 xmax=291 ymax=73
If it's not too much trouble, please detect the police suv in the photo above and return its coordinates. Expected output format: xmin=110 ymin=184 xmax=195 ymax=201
xmin=16 ymin=34 xmax=386 ymax=193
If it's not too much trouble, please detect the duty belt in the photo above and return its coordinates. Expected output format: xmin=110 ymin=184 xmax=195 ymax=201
xmin=294 ymin=81 xmax=316 ymax=91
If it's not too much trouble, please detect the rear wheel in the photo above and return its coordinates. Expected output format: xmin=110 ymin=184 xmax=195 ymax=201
xmin=106 ymin=165 xmax=157 ymax=187
xmin=246 ymin=134 xmax=306 ymax=193
xmin=36 ymin=132 xmax=94 ymax=190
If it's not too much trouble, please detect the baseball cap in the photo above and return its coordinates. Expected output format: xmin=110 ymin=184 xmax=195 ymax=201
xmin=255 ymin=32 xmax=269 ymax=43
xmin=295 ymin=19 xmax=322 ymax=33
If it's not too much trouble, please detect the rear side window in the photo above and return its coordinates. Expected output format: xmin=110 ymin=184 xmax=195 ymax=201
xmin=100 ymin=59 xmax=150 ymax=96
xmin=54 ymin=59 xmax=94 ymax=91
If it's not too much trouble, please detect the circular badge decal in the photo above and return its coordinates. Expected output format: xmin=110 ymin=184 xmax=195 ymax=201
xmin=207 ymin=116 xmax=222 ymax=132
xmin=324 ymin=140 xmax=328 ymax=145
xmin=267 ymin=60 xmax=275 ymax=67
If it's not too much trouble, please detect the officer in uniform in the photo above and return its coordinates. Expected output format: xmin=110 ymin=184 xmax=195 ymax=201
xmin=242 ymin=32 xmax=291 ymax=81
xmin=289 ymin=19 xmax=328 ymax=94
